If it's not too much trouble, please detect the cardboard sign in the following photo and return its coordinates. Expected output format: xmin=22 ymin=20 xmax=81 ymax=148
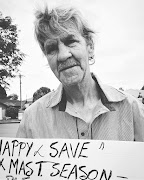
xmin=0 ymin=137 xmax=144 ymax=180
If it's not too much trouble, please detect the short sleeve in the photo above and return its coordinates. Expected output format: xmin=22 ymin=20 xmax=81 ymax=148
xmin=133 ymin=99 xmax=144 ymax=141
xmin=16 ymin=109 xmax=29 ymax=138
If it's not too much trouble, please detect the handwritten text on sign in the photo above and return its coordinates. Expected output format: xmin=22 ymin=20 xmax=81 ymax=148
xmin=0 ymin=138 xmax=144 ymax=180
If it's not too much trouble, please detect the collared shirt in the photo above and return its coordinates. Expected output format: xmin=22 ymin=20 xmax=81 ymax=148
xmin=16 ymin=74 xmax=144 ymax=141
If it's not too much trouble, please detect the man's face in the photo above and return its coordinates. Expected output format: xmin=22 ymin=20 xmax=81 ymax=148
xmin=44 ymin=26 xmax=92 ymax=87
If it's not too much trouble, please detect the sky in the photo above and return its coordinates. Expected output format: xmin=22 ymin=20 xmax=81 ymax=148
xmin=0 ymin=0 xmax=144 ymax=100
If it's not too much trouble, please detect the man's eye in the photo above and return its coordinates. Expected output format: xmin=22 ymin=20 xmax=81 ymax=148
xmin=46 ymin=45 xmax=57 ymax=54
xmin=65 ymin=39 xmax=78 ymax=46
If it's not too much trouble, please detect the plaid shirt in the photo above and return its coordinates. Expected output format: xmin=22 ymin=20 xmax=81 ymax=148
xmin=16 ymin=74 xmax=144 ymax=141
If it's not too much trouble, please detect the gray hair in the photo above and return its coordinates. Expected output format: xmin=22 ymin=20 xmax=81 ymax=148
xmin=34 ymin=5 xmax=95 ymax=55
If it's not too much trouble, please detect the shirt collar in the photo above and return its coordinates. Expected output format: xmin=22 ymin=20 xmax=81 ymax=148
xmin=91 ymin=73 xmax=126 ymax=103
xmin=46 ymin=73 xmax=126 ymax=109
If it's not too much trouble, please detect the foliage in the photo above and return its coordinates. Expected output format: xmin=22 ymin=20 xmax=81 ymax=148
xmin=119 ymin=87 xmax=124 ymax=91
xmin=6 ymin=106 xmax=19 ymax=119
xmin=141 ymin=85 xmax=144 ymax=90
xmin=7 ymin=93 xmax=18 ymax=100
xmin=33 ymin=87 xmax=51 ymax=102
xmin=0 ymin=12 xmax=25 ymax=88
xmin=0 ymin=85 xmax=7 ymax=99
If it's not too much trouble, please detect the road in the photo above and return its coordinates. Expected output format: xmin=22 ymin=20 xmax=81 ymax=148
xmin=0 ymin=120 xmax=20 ymax=137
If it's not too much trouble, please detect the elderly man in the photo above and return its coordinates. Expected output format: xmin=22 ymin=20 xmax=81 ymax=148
xmin=16 ymin=5 xmax=144 ymax=141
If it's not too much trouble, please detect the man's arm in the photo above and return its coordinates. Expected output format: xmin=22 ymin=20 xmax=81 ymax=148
xmin=16 ymin=110 xmax=29 ymax=138
xmin=133 ymin=99 xmax=144 ymax=141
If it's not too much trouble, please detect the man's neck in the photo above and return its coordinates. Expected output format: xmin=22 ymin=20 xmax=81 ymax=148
xmin=64 ymin=74 xmax=100 ymax=107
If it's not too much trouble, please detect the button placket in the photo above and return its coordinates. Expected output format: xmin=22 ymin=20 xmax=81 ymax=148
xmin=81 ymin=132 xmax=85 ymax=136
xmin=80 ymin=123 xmax=92 ymax=139
xmin=76 ymin=118 xmax=90 ymax=139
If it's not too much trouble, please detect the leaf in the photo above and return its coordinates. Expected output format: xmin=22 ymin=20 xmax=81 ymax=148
xmin=0 ymin=11 xmax=25 ymax=88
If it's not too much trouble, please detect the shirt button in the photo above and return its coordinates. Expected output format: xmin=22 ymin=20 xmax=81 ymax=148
xmin=81 ymin=132 xmax=85 ymax=136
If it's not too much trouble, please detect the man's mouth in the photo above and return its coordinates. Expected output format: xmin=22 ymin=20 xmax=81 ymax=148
xmin=58 ymin=60 xmax=80 ymax=72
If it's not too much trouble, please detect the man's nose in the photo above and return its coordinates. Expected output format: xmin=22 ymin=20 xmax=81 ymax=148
xmin=58 ymin=43 xmax=72 ymax=62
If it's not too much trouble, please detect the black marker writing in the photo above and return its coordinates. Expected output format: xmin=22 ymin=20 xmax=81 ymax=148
xmin=78 ymin=142 xmax=90 ymax=158
xmin=9 ymin=159 xmax=33 ymax=176
xmin=34 ymin=145 xmax=44 ymax=157
xmin=0 ymin=139 xmax=33 ymax=157
xmin=11 ymin=140 xmax=19 ymax=157
xmin=0 ymin=158 xmax=5 ymax=170
xmin=35 ymin=160 xmax=53 ymax=176
xmin=6 ymin=175 xmax=30 ymax=180
xmin=117 ymin=176 xmax=128 ymax=179
xmin=6 ymin=175 xmax=17 ymax=180
xmin=49 ymin=141 xmax=90 ymax=158
xmin=99 ymin=142 xmax=105 ymax=150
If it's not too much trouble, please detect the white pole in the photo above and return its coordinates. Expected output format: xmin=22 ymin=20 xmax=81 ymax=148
xmin=19 ymin=74 xmax=22 ymax=110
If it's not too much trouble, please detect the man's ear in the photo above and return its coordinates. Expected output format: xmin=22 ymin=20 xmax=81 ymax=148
xmin=87 ymin=39 xmax=94 ymax=58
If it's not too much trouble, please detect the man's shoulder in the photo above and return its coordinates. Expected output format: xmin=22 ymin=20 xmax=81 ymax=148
xmin=25 ymin=91 xmax=56 ymax=112
xmin=103 ymin=84 xmax=140 ymax=104
xmin=100 ymin=83 xmax=126 ymax=102
xmin=115 ymin=87 xmax=143 ymax=108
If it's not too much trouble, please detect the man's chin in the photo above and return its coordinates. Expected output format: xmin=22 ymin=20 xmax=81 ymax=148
xmin=59 ymin=67 xmax=84 ymax=86
xmin=60 ymin=75 xmax=82 ymax=87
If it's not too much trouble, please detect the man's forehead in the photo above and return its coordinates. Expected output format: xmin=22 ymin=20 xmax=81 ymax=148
xmin=45 ymin=31 xmax=79 ymax=44
xmin=46 ymin=20 xmax=81 ymax=42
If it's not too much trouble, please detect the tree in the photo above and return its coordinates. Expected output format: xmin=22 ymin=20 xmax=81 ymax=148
xmin=141 ymin=85 xmax=144 ymax=90
xmin=33 ymin=87 xmax=51 ymax=102
xmin=0 ymin=12 xmax=25 ymax=88
xmin=0 ymin=85 xmax=7 ymax=99
xmin=6 ymin=106 xmax=19 ymax=119
xmin=119 ymin=87 xmax=124 ymax=91
xmin=7 ymin=93 xmax=18 ymax=100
